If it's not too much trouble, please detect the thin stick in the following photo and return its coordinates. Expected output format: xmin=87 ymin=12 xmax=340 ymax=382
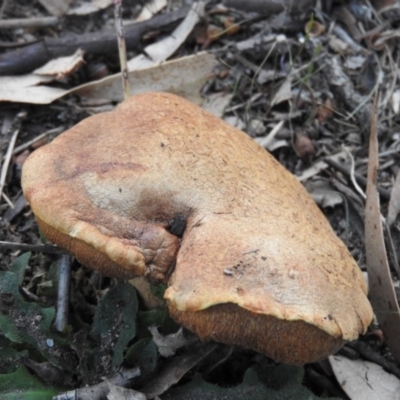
xmin=0 ymin=240 xmax=69 ymax=255
xmin=0 ymin=17 xmax=59 ymax=30
xmin=54 ymin=367 xmax=141 ymax=400
xmin=0 ymin=129 xmax=19 ymax=206
xmin=55 ymin=254 xmax=72 ymax=332
xmin=343 ymin=147 xmax=366 ymax=200
xmin=12 ymin=126 xmax=64 ymax=155
xmin=114 ymin=0 xmax=131 ymax=100
xmin=324 ymin=158 xmax=391 ymax=200
xmin=0 ymin=110 xmax=27 ymax=206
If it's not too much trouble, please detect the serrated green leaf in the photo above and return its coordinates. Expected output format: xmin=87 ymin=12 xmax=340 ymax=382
xmin=9 ymin=252 xmax=31 ymax=285
xmin=91 ymin=282 xmax=138 ymax=368
xmin=0 ymin=271 xmax=76 ymax=371
xmin=125 ymin=338 xmax=158 ymax=375
xmin=0 ymin=366 xmax=60 ymax=400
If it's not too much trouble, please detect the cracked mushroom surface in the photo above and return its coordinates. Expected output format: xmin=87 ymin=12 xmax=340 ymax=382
xmin=21 ymin=92 xmax=373 ymax=364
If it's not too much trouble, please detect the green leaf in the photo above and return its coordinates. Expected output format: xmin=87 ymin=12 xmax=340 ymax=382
xmin=256 ymin=364 xmax=304 ymax=390
xmin=0 ymin=270 xmax=76 ymax=371
xmin=125 ymin=337 xmax=158 ymax=375
xmin=137 ymin=309 xmax=180 ymax=340
xmin=0 ymin=335 xmax=28 ymax=374
xmin=9 ymin=252 xmax=31 ymax=285
xmin=91 ymin=282 xmax=138 ymax=369
xmin=162 ymin=366 xmax=341 ymax=400
xmin=256 ymin=364 xmax=340 ymax=399
xmin=0 ymin=366 xmax=60 ymax=400
xmin=162 ymin=368 xmax=271 ymax=399
xmin=150 ymin=283 xmax=167 ymax=299
xmin=37 ymin=260 xmax=60 ymax=299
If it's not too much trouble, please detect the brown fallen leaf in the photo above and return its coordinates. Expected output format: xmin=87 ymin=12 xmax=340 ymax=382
xmin=305 ymin=20 xmax=326 ymax=38
xmin=295 ymin=132 xmax=315 ymax=164
xmin=317 ymin=98 xmax=334 ymax=124
xmin=222 ymin=16 xmax=241 ymax=36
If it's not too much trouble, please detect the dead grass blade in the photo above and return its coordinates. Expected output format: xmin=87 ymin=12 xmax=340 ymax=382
xmin=114 ymin=0 xmax=130 ymax=100
xmin=365 ymin=91 xmax=400 ymax=362
xmin=388 ymin=170 xmax=400 ymax=226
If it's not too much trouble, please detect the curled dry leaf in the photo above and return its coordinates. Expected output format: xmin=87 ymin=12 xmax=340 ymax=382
xmin=305 ymin=20 xmax=326 ymax=37
xmin=195 ymin=23 xmax=224 ymax=47
xmin=222 ymin=17 xmax=241 ymax=36
xmin=149 ymin=327 xmax=196 ymax=358
xmin=195 ymin=15 xmax=240 ymax=47
xmin=130 ymin=2 xmax=204 ymax=69
xmin=34 ymin=49 xmax=85 ymax=79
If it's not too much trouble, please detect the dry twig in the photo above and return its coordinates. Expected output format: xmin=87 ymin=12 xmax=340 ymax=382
xmin=0 ymin=17 xmax=60 ymax=30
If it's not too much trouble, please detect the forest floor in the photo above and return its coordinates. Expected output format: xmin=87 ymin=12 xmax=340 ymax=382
xmin=0 ymin=1 xmax=400 ymax=399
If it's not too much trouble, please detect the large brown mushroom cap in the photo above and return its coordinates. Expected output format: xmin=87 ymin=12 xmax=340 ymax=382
xmin=21 ymin=92 xmax=373 ymax=364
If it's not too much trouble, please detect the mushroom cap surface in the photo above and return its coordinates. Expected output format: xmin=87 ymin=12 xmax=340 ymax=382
xmin=21 ymin=92 xmax=373 ymax=364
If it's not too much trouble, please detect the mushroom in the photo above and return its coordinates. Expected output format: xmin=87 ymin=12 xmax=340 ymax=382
xmin=21 ymin=92 xmax=373 ymax=364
